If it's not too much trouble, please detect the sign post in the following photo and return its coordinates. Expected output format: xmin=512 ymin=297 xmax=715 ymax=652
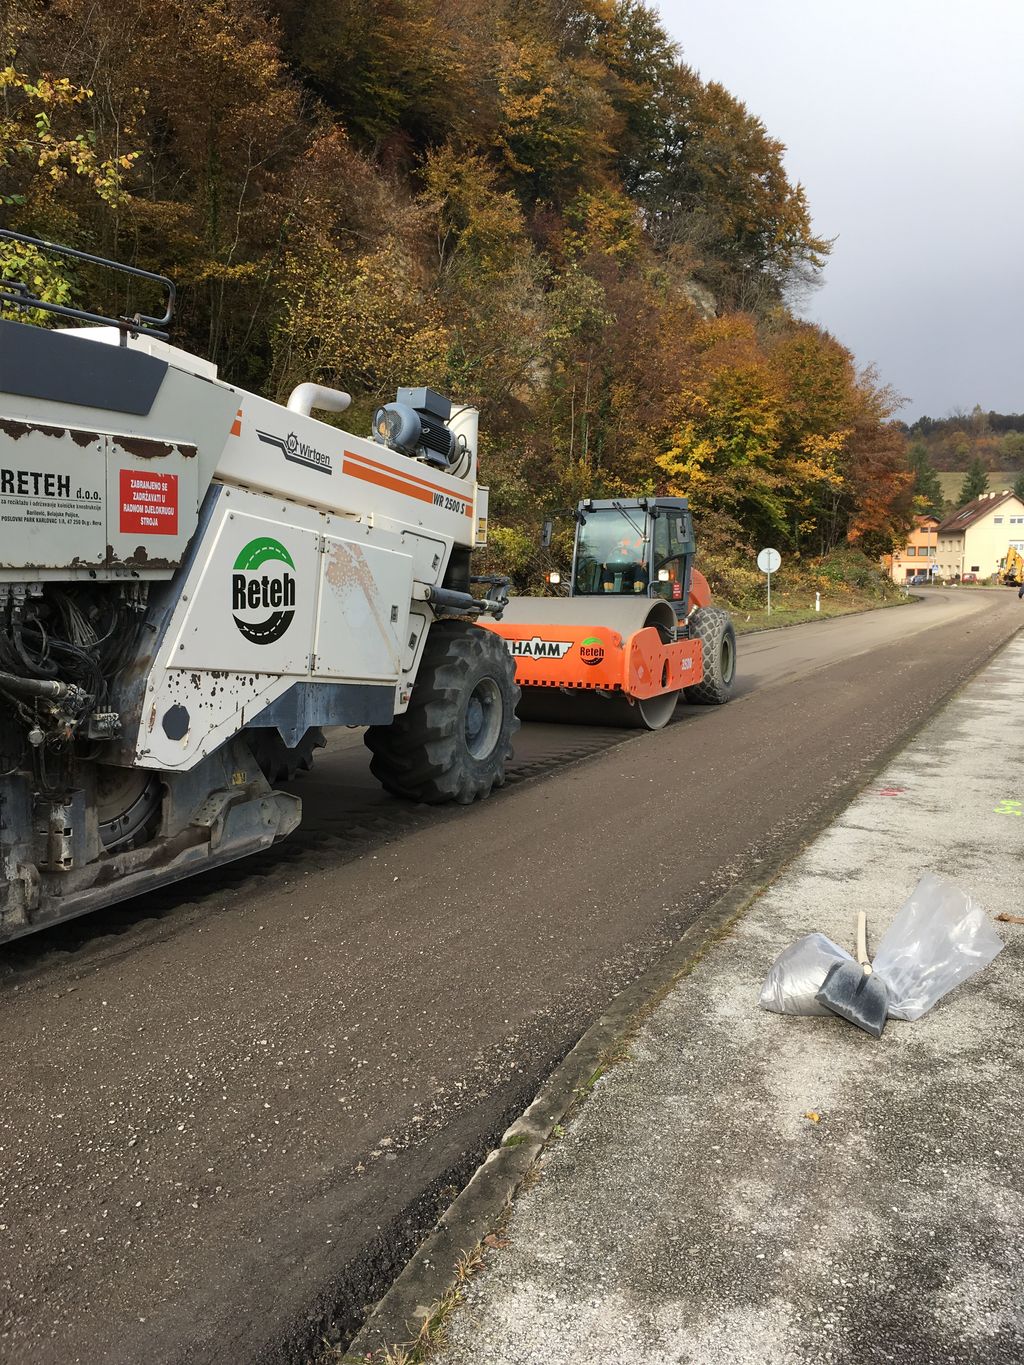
xmin=757 ymin=547 xmax=781 ymax=614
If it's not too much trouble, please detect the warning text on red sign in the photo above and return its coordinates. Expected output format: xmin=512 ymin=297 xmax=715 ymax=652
xmin=119 ymin=469 xmax=179 ymax=536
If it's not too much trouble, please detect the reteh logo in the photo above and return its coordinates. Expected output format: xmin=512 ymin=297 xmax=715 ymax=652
xmin=231 ymin=537 xmax=296 ymax=645
xmin=580 ymin=636 xmax=605 ymax=667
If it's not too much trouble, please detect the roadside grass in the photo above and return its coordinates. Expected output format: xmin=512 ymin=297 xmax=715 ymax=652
xmin=725 ymin=590 xmax=911 ymax=635
xmin=705 ymin=545 xmax=909 ymax=636
xmin=937 ymin=470 xmax=1017 ymax=502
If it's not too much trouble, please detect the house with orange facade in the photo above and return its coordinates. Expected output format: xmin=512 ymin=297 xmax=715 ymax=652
xmin=886 ymin=514 xmax=940 ymax=582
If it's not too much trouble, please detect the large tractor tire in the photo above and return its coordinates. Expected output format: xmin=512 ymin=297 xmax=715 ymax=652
xmin=365 ymin=621 xmax=521 ymax=805
xmin=683 ymin=606 xmax=737 ymax=705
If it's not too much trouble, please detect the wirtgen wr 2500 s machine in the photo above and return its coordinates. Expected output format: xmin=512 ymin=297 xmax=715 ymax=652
xmin=0 ymin=231 xmax=518 ymax=943
xmin=481 ymin=497 xmax=736 ymax=729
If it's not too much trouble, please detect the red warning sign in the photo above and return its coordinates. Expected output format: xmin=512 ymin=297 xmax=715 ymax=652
xmin=119 ymin=469 xmax=179 ymax=536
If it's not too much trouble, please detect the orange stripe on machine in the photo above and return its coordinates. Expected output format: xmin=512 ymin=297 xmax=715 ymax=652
xmin=342 ymin=450 xmax=473 ymax=516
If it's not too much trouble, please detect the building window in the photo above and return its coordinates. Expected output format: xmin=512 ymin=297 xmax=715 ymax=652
xmin=906 ymin=546 xmax=916 ymax=556
xmin=995 ymin=517 xmax=1004 ymax=524
xmin=971 ymin=565 xmax=980 ymax=573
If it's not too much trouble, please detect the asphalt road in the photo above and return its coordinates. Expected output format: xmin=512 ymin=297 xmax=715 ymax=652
xmin=0 ymin=589 xmax=1019 ymax=1364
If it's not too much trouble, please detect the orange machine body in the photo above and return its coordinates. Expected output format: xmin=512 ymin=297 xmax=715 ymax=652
xmin=482 ymin=619 xmax=703 ymax=699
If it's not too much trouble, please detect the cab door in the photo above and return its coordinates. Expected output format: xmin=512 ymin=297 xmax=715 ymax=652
xmin=652 ymin=510 xmax=692 ymax=607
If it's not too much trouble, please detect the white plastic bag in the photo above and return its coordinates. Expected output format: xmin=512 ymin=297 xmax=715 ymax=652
xmin=872 ymin=872 xmax=1004 ymax=1020
xmin=759 ymin=933 xmax=853 ymax=1015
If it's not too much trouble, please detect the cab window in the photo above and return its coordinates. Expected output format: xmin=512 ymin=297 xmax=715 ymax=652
xmin=573 ymin=508 xmax=650 ymax=594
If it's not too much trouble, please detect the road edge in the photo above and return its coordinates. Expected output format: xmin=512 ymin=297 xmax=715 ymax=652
xmin=339 ymin=878 xmax=760 ymax=1364
xmin=338 ymin=614 xmax=1021 ymax=1364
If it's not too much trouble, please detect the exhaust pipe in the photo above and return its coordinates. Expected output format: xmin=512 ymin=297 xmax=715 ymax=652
xmin=286 ymin=383 xmax=352 ymax=417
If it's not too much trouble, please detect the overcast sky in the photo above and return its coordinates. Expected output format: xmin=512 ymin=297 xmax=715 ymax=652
xmin=658 ymin=0 xmax=1024 ymax=422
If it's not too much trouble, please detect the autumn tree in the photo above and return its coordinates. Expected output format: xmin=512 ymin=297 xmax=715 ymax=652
xmin=419 ymin=145 xmax=544 ymax=406
xmin=843 ymin=383 xmax=914 ymax=557
xmin=1 ymin=0 xmax=910 ymax=579
xmin=0 ymin=29 xmax=139 ymax=315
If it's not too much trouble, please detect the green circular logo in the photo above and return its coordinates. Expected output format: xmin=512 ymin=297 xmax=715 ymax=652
xmin=231 ymin=537 xmax=296 ymax=645
xmin=580 ymin=636 xmax=605 ymax=667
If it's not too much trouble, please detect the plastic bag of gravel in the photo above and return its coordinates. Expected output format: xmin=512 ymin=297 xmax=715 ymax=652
xmin=759 ymin=933 xmax=854 ymax=1015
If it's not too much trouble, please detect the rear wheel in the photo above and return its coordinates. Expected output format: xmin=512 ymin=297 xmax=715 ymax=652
xmin=365 ymin=622 xmax=520 ymax=804
xmin=683 ymin=607 xmax=736 ymax=705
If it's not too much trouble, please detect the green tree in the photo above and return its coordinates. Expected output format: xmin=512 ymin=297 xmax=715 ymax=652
xmin=1001 ymin=431 xmax=1024 ymax=469
xmin=907 ymin=441 xmax=944 ymax=517
xmin=958 ymin=456 xmax=989 ymax=504
xmin=1013 ymin=471 xmax=1024 ymax=504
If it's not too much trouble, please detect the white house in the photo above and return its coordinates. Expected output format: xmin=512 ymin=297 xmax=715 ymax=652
xmin=936 ymin=489 xmax=1024 ymax=580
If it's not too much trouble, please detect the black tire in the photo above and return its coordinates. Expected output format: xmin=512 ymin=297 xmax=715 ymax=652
xmin=247 ymin=727 xmax=326 ymax=784
xmin=365 ymin=621 xmax=521 ymax=805
xmin=683 ymin=606 xmax=736 ymax=705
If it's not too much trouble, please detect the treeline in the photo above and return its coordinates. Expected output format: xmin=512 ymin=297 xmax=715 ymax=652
xmin=1 ymin=0 xmax=915 ymax=582
xmin=900 ymin=406 xmax=1024 ymax=481
xmin=904 ymin=410 xmax=1024 ymax=440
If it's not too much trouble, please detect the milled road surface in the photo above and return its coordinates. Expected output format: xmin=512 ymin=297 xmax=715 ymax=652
xmin=0 ymin=590 xmax=1019 ymax=1364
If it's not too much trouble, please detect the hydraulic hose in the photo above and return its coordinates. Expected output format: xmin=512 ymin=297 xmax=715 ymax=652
xmin=0 ymin=671 xmax=84 ymax=702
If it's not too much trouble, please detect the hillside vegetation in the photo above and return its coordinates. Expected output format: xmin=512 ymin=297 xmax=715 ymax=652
xmin=902 ymin=409 xmax=1024 ymax=518
xmin=1 ymin=0 xmax=916 ymax=592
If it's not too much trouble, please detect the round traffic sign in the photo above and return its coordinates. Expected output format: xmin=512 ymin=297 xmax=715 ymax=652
xmin=757 ymin=547 xmax=781 ymax=574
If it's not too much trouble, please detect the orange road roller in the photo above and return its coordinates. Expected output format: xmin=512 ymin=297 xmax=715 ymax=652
xmin=481 ymin=497 xmax=736 ymax=729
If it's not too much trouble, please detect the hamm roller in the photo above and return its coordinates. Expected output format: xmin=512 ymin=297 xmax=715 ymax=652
xmin=481 ymin=497 xmax=736 ymax=729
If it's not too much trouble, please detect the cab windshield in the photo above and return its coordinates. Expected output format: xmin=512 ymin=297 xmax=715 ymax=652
xmin=574 ymin=507 xmax=650 ymax=595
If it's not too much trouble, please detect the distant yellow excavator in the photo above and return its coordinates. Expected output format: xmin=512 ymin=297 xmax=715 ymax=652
xmin=999 ymin=546 xmax=1024 ymax=585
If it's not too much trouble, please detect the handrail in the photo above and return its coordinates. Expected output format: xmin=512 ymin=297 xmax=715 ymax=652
xmin=0 ymin=229 xmax=175 ymax=338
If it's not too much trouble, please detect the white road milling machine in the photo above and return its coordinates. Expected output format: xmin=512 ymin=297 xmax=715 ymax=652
xmin=0 ymin=231 xmax=519 ymax=942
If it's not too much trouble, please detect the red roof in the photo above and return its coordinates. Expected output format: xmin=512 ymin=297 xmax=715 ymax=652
xmin=938 ymin=490 xmax=1019 ymax=534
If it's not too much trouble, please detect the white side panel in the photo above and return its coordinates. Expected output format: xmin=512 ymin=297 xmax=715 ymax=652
xmin=171 ymin=509 xmax=320 ymax=674
xmin=0 ymin=426 xmax=106 ymax=567
xmin=398 ymin=528 xmax=449 ymax=585
xmin=105 ymin=435 xmax=200 ymax=568
xmin=0 ymin=359 xmax=238 ymax=497
xmin=136 ymin=487 xmax=431 ymax=770
xmin=0 ymin=425 xmax=200 ymax=572
xmin=314 ymin=537 xmax=411 ymax=680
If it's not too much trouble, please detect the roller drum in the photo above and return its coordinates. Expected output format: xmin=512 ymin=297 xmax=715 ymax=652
xmin=504 ymin=595 xmax=680 ymax=730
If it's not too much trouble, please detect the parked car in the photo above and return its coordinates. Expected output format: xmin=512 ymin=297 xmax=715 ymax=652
xmin=908 ymin=573 xmax=929 ymax=585
xmin=961 ymin=573 xmax=978 ymax=583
